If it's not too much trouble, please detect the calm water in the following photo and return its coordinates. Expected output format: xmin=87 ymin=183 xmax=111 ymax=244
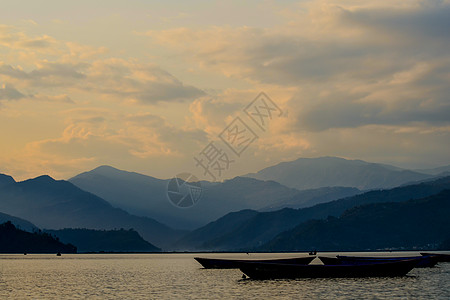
xmin=1 ymin=252 xmax=449 ymax=299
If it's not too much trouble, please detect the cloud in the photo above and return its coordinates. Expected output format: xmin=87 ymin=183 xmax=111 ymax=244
xmin=0 ymin=24 xmax=204 ymax=105
xmin=0 ymin=64 xmax=29 ymax=79
xmin=148 ymin=1 xmax=450 ymax=131
xmin=188 ymin=89 xmax=259 ymax=136
xmin=64 ymin=42 xmax=109 ymax=61
xmin=32 ymin=94 xmax=74 ymax=104
xmin=302 ymin=123 xmax=450 ymax=169
xmin=339 ymin=1 xmax=450 ymax=40
xmin=0 ymin=62 xmax=87 ymax=84
xmin=0 ymin=59 xmax=204 ymax=104
xmin=138 ymin=0 xmax=450 ymax=171
xmin=17 ymin=35 xmax=54 ymax=48
xmin=290 ymin=60 xmax=450 ymax=131
xmin=84 ymin=59 xmax=205 ymax=104
xmin=12 ymin=110 xmax=209 ymax=179
xmin=31 ymin=62 xmax=86 ymax=79
xmin=123 ymin=112 xmax=208 ymax=157
xmin=1 ymin=1 xmax=449 ymax=180
xmin=0 ymin=84 xmax=26 ymax=100
xmin=0 ymin=26 xmax=58 ymax=53
xmin=0 ymin=79 xmax=74 ymax=104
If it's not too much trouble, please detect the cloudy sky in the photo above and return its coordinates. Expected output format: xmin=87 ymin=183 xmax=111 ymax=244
xmin=0 ymin=0 xmax=449 ymax=181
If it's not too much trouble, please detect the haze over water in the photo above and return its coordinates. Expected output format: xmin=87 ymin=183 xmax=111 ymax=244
xmin=1 ymin=253 xmax=449 ymax=299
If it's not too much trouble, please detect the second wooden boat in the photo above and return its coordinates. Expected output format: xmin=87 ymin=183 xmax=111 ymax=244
xmin=420 ymin=252 xmax=450 ymax=262
xmin=319 ymin=255 xmax=438 ymax=268
xmin=239 ymin=258 xmax=419 ymax=279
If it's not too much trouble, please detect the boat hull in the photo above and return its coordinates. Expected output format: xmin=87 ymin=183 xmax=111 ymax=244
xmin=194 ymin=256 xmax=315 ymax=269
xmin=420 ymin=253 xmax=450 ymax=263
xmin=319 ymin=255 xmax=438 ymax=268
xmin=239 ymin=259 xmax=419 ymax=279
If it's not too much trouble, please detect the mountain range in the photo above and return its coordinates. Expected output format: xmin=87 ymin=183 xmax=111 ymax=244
xmin=0 ymin=211 xmax=37 ymax=232
xmin=0 ymin=156 xmax=448 ymax=252
xmin=174 ymin=176 xmax=450 ymax=251
xmin=69 ymin=166 xmax=324 ymax=229
xmin=415 ymin=165 xmax=450 ymax=175
xmin=245 ymin=157 xmax=434 ymax=190
xmin=260 ymin=189 xmax=450 ymax=251
xmin=70 ymin=156 xmax=432 ymax=229
xmin=0 ymin=174 xmax=185 ymax=249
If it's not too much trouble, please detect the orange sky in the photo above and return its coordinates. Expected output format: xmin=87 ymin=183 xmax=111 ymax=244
xmin=0 ymin=0 xmax=449 ymax=181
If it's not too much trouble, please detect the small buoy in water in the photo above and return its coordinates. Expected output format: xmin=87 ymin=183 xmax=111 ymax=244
xmin=242 ymin=274 xmax=247 ymax=279
xmin=56 ymin=252 xmax=61 ymax=256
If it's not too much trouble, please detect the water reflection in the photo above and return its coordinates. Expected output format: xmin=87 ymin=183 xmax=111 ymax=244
xmin=0 ymin=253 xmax=449 ymax=299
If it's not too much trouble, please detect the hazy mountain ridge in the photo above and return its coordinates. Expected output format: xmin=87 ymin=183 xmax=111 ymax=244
xmin=415 ymin=165 xmax=450 ymax=175
xmin=0 ymin=211 xmax=38 ymax=232
xmin=172 ymin=209 xmax=259 ymax=250
xmin=176 ymin=176 xmax=450 ymax=251
xmin=245 ymin=157 xmax=433 ymax=190
xmin=0 ymin=173 xmax=185 ymax=249
xmin=68 ymin=158 xmax=445 ymax=230
xmin=1 ymin=157 xmax=448 ymax=252
xmin=45 ymin=228 xmax=161 ymax=252
xmin=260 ymin=186 xmax=361 ymax=211
xmin=260 ymin=189 xmax=450 ymax=251
xmin=69 ymin=167 xmax=301 ymax=229
xmin=70 ymin=165 xmax=168 ymax=214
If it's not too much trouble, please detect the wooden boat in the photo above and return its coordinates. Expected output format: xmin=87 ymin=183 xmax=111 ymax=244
xmin=319 ymin=255 xmax=438 ymax=268
xmin=194 ymin=256 xmax=315 ymax=269
xmin=239 ymin=259 xmax=419 ymax=279
xmin=420 ymin=252 xmax=450 ymax=262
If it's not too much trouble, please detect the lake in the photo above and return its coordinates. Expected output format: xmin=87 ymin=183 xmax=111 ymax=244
xmin=1 ymin=252 xmax=449 ymax=299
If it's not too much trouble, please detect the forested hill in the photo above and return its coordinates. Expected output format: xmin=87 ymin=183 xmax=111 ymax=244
xmin=260 ymin=189 xmax=450 ymax=251
xmin=46 ymin=228 xmax=161 ymax=252
xmin=0 ymin=221 xmax=77 ymax=253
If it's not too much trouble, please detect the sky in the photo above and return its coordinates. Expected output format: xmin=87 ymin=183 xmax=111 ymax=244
xmin=0 ymin=0 xmax=449 ymax=181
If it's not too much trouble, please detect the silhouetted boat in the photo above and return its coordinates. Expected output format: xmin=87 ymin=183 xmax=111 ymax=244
xmin=239 ymin=259 xmax=419 ymax=279
xmin=319 ymin=255 xmax=438 ymax=268
xmin=420 ymin=253 xmax=450 ymax=262
xmin=194 ymin=256 xmax=315 ymax=269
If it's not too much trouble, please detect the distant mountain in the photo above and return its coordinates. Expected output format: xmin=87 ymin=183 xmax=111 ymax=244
xmin=0 ymin=212 xmax=38 ymax=232
xmin=0 ymin=174 xmax=185 ymax=249
xmin=172 ymin=209 xmax=259 ymax=250
xmin=45 ymin=228 xmax=160 ymax=252
xmin=260 ymin=189 xmax=450 ymax=251
xmin=69 ymin=166 xmax=300 ymax=229
xmin=0 ymin=221 xmax=77 ymax=254
xmin=174 ymin=208 xmax=303 ymax=251
xmin=415 ymin=165 xmax=450 ymax=176
xmin=0 ymin=174 xmax=15 ymax=188
xmin=260 ymin=186 xmax=361 ymax=211
xmin=175 ymin=176 xmax=450 ymax=251
xmin=69 ymin=165 xmax=168 ymax=219
xmin=245 ymin=157 xmax=433 ymax=190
